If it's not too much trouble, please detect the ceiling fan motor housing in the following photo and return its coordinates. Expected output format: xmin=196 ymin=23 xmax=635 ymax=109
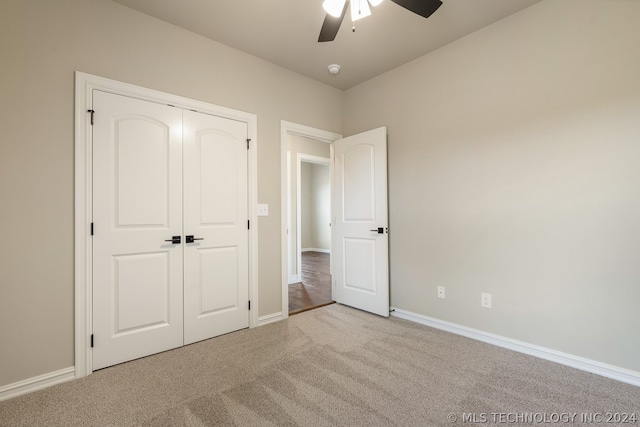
xmin=328 ymin=64 xmax=341 ymax=74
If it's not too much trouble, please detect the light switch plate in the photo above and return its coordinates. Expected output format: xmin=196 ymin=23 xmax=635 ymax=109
xmin=257 ymin=204 xmax=269 ymax=217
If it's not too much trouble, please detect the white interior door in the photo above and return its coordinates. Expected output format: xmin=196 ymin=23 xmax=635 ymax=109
xmin=332 ymin=127 xmax=389 ymax=317
xmin=183 ymin=111 xmax=249 ymax=345
xmin=92 ymin=91 xmax=184 ymax=370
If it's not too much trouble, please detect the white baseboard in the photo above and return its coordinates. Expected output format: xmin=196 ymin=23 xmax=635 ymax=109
xmin=0 ymin=366 xmax=76 ymax=402
xmin=391 ymin=307 xmax=640 ymax=388
xmin=258 ymin=311 xmax=285 ymax=326
xmin=288 ymin=274 xmax=299 ymax=284
xmin=302 ymin=248 xmax=330 ymax=253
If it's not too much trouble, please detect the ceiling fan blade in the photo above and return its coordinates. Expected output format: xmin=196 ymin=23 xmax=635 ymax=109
xmin=318 ymin=1 xmax=349 ymax=42
xmin=390 ymin=0 xmax=442 ymax=19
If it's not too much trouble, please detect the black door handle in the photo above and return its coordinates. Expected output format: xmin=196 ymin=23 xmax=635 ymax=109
xmin=164 ymin=236 xmax=181 ymax=244
xmin=185 ymin=235 xmax=204 ymax=243
xmin=369 ymin=227 xmax=384 ymax=234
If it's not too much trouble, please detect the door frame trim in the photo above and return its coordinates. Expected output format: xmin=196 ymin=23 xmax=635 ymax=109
xmin=74 ymin=72 xmax=259 ymax=378
xmin=280 ymin=121 xmax=341 ymax=320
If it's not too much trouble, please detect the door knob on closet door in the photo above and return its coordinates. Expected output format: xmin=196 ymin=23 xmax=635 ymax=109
xmin=185 ymin=235 xmax=204 ymax=243
xmin=164 ymin=236 xmax=181 ymax=244
xmin=369 ymin=227 xmax=384 ymax=234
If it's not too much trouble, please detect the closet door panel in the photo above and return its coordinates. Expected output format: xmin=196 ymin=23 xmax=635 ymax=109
xmin=183 ymin=111 xmax=250 ymax=345
xmin=92 ymin=91 xmax=184 ymax=370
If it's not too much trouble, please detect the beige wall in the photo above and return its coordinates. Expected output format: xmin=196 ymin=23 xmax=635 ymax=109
xmin=0 ymin=0 xmax=342 ymax=387
xmin=300 ymin=163 xmax=331 ymax=251
xmin=301 ymin=163 xmax=313 ymax=249
xmin=344 ymin=0 xmax=640 ymax=371
xmin=309 ymin=163 xmax=331 ymax=251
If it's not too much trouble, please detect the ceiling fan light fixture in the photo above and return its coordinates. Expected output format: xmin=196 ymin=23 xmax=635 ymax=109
xmin=323 ymin=0 xmax=346 ymax=18
xmin=318 ymin=0 xmax=443 ymax=43
xmin=350 ymin=0 xmax=371 ymax=22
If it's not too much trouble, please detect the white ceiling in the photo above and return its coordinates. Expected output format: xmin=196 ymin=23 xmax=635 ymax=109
xmin=112 ymin=0 xmax=541 ymax=90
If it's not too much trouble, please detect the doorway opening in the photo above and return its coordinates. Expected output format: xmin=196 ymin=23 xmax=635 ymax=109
xmin=289 ymin=157 xmax=332 ymax=314
xmin=280 ymin=121 xmax=341 ymax=318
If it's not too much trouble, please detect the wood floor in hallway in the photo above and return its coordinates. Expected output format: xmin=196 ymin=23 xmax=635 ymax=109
xmin=289 ymin=251 xmax=333 ymax=315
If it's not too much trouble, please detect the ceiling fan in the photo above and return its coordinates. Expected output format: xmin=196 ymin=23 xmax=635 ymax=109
xmin=319 ymin=0 xmax=443 ymax=42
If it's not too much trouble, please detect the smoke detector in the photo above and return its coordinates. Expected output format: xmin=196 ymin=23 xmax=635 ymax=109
xmin=327 ymin=64 xmax=341 ymax=75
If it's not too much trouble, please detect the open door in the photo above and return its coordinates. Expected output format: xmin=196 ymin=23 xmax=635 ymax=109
xmin=332 ymin=127 xmax=389 ymax=317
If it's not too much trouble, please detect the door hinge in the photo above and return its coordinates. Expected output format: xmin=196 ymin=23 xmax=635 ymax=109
xmin=87 ymin=109 xmax=95 ymax=125
xmin=248 ymin=220 xmax=250 ymax=230
xmin=90 ymin=334 xmax=94 ymax=348
xmin=248 ymin=300 xmax=251 ymax=310
xmin=247 ymin=139 xmax=251 ymax=149
xmin=90 ymin=222 xmax=94 ymax=236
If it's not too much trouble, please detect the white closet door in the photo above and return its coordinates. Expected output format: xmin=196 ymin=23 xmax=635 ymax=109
xmin=92 ymin=91 xmax=184 ymax=370
xmin=182 ymin=110 xmax=249 ymax=345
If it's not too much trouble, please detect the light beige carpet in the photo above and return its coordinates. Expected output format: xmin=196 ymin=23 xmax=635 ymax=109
xmin=1 ymin=304 xmax=638 ymax=426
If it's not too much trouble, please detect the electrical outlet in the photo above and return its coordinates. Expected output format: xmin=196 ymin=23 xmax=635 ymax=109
xmin=437 ymin=286 xmax=445 ymax=299
xmin=481 ymin=292 xmax=492 ymax=308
